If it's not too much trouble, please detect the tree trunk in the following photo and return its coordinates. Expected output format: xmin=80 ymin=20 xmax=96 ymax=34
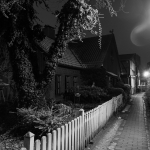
xmin=9 ymin=39 xmax=43 ymax=108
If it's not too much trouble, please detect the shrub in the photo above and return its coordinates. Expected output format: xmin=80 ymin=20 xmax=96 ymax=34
xmin=144 ymin=86 xmax=150 ymax=106
xmin=78 ymin=85 xmax=111 ymax=103
xmin=114 ymin=78 xmax=131 ymax=104
xmin=107 ymin=87 xmax=124 ymax=96
xmin=80 ymin=66 xmax=108 ymax=89
xmin=16 ymin=103 xmax=74 ymax=138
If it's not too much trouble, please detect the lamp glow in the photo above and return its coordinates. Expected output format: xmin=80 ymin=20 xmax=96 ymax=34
xmin=143 ymin=71 xmax=150 ymax=77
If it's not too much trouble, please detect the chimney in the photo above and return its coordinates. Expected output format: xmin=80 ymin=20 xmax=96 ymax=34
xmin=43 ymin=26 xmax=55 ymax=40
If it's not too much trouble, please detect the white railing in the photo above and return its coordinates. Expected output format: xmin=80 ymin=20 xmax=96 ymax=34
xmin=21 ymin=94 xmax=123 ymax=150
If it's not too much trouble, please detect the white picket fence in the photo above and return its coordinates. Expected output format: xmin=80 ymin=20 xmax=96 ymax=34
xmin=21 ymin=94 xmax=123 ymax=150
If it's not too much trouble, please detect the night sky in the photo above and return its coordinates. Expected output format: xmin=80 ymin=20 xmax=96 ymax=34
xmin=35 ymin=0 xmax=150 ymax=72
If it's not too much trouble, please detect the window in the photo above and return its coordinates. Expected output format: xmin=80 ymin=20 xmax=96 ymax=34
xmin=55 ymin=75 xmax=61 ymax=95
xmin=73 ymin=76 xmax=78 ymax=88
xmin=65 ymin=76 xmax=70 ymax=92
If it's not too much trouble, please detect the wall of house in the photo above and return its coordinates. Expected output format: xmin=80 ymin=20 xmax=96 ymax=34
xmin=130 ymin=60 xmax=136 ymax=94
xmin=120 ymin=60 xmax=130 ymax=75
xmin=47 ymin=66 xmax=81 ymax=101
xmin=103 ymin=46 xmax=120 ymax=76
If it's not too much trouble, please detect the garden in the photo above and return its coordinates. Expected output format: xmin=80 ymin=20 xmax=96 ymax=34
xmin=0 ymin=76 xmax=131 ymax=149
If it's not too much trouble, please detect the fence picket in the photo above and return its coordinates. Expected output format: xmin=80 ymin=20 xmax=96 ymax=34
xmin=74 ymin=118 xmax=77 ymax=150
xmin=84 ymin=114 xmax=87 ymax=147
xmin=65 ymin=124 xmax=68 ymax=150
xmin=89 ymin=111 xmax=92 ymax=142
xmin=41 ymin=136 xmax=46 ymax=150
xmin=57 ymin=128 xmax=61 ymax=150
xmin=61 ymin=126 xmax=65 ymax=150
xmin=77 ymin=117 xmax=80 ymax=150
xmin=24 ymin=132 xmax=35 ymax=150
xmin=52 ymin=130 xmax=57 ymax=150
xmin=87 ymin=112 xmax=90 ymax=143
xmin=35 ymin=140 xmax=40 ymax=150
xmin=68 ymin=122 xmax=72 ymax=150
xmin=71 ymin=120 xmax=75 ymax=150
xmin=47 ymin=133 xmax=52 ymax=150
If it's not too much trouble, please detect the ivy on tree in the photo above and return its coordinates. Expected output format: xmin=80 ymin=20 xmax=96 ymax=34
xmin=0 ymin=0 xmax=125 ymax=108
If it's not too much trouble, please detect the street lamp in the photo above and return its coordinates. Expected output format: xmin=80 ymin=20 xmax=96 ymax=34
xmin=143 ymin=71 xmax=150 ymax=78
xmin=143 ymin=71 xmax=150 ymax=91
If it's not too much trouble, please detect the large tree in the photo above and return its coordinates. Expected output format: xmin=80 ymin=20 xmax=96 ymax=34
xmin=0 ymin=0 xmax=125 ymax=108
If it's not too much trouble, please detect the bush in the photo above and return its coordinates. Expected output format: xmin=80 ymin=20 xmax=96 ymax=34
xmin=144 ymin=86 xmax=150 ymax=105
xmin=78 ymin=85 xmax=111 ymax=103
xmin=16 ymin=103 xmax=74 ymax=138
xmin=114 ymin=78 xmax=131 ymax=104
xmin=107 ymin=87 xmax=124 ymax=96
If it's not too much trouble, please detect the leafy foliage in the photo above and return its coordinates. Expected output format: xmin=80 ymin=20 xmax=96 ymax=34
xmin=144 ymin=86 xmax=150 ymax=106
xmin=112 ymin=78 xmax=131 ymax=104
xmin=0 ymin=0 xmax=124 ymax=108
xmin=64 ymin=85 xmax=111 ymax=103
xmin=16 ymin=103 xmax=74 ymax=137
xmin=81 ymin=66 xmax=108 ymax=89
xmin=79 ymin=85 xmax=110 ymax=103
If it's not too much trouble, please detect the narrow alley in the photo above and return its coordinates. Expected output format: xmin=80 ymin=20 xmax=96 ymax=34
xmin=85 ymin=93 xmax=150 ymax=150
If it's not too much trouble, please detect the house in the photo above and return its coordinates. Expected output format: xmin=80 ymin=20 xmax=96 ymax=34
xmin=39 ymin=29 xmax=122 ymax=100
xmin=68 ymin=33 xmax=121 ymax=88
xmin=48 ymin=48 xmax=83 ymax=100
xmin=119 ymin=53 xmax=141 ymax=94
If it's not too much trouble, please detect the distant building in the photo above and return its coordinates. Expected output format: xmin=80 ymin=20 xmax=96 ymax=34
xmin=147 ymin=62 xmax=150 ymax=70
xmin=119 ymin=53 xmax=141 ymax=94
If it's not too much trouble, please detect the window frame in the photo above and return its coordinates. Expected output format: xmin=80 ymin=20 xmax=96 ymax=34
xmin=55 ymin=74 xmax=61 ymax=95
xmin=65 ymin=75 xmax=70 ymax=92
xmin=73 ymin=76 xmax=78 ymax=88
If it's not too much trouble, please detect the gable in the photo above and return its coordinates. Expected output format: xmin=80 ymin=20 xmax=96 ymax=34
xmin=69 ymin=34 xmax=113 ymax=68
xmin=58 ymin=48 xmax=83 ymax=68
xmin=103 ymin=36 xmax=121 ymax=76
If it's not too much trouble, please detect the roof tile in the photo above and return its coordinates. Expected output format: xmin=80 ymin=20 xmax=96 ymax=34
xmin=68 ymin=34 xmax=113 ymax=68
xmin=39 ymin=34 xmax=113 ymax=69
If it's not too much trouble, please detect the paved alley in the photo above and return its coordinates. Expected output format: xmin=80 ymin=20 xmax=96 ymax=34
xmin=85 ymin=93 xmax=150 ymax=150
xmin=109 ymin=93 xmax=150 ymax=150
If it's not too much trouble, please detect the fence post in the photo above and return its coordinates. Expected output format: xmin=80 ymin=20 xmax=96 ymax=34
xmin=24 ymin=132 xmax=35 ymax=150
xmin=79 ymin=109 xmax=85 ymax=150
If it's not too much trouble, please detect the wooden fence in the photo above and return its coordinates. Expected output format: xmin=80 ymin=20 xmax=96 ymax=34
xmin=21 ymin=94 xmax=123 ymax=150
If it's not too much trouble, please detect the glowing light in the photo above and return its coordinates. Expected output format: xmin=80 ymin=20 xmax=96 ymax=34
xmin=143 ymin=71 xmax=150 ymax=77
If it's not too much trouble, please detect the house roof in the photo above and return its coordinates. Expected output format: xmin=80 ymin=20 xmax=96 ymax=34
xmin=38 ymin=37 xmax=83 ymax=68
xmin=68 ymin=34 xmax=113 ymax=68
xmin=58 ymin=48 xmax=83 ymax=68
xmin=39 ymin=34 xmax=116 ymax=69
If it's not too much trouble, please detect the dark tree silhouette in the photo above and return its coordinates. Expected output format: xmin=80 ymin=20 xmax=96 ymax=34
xmin=0 ymin=0 xmax=123 ymax=108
